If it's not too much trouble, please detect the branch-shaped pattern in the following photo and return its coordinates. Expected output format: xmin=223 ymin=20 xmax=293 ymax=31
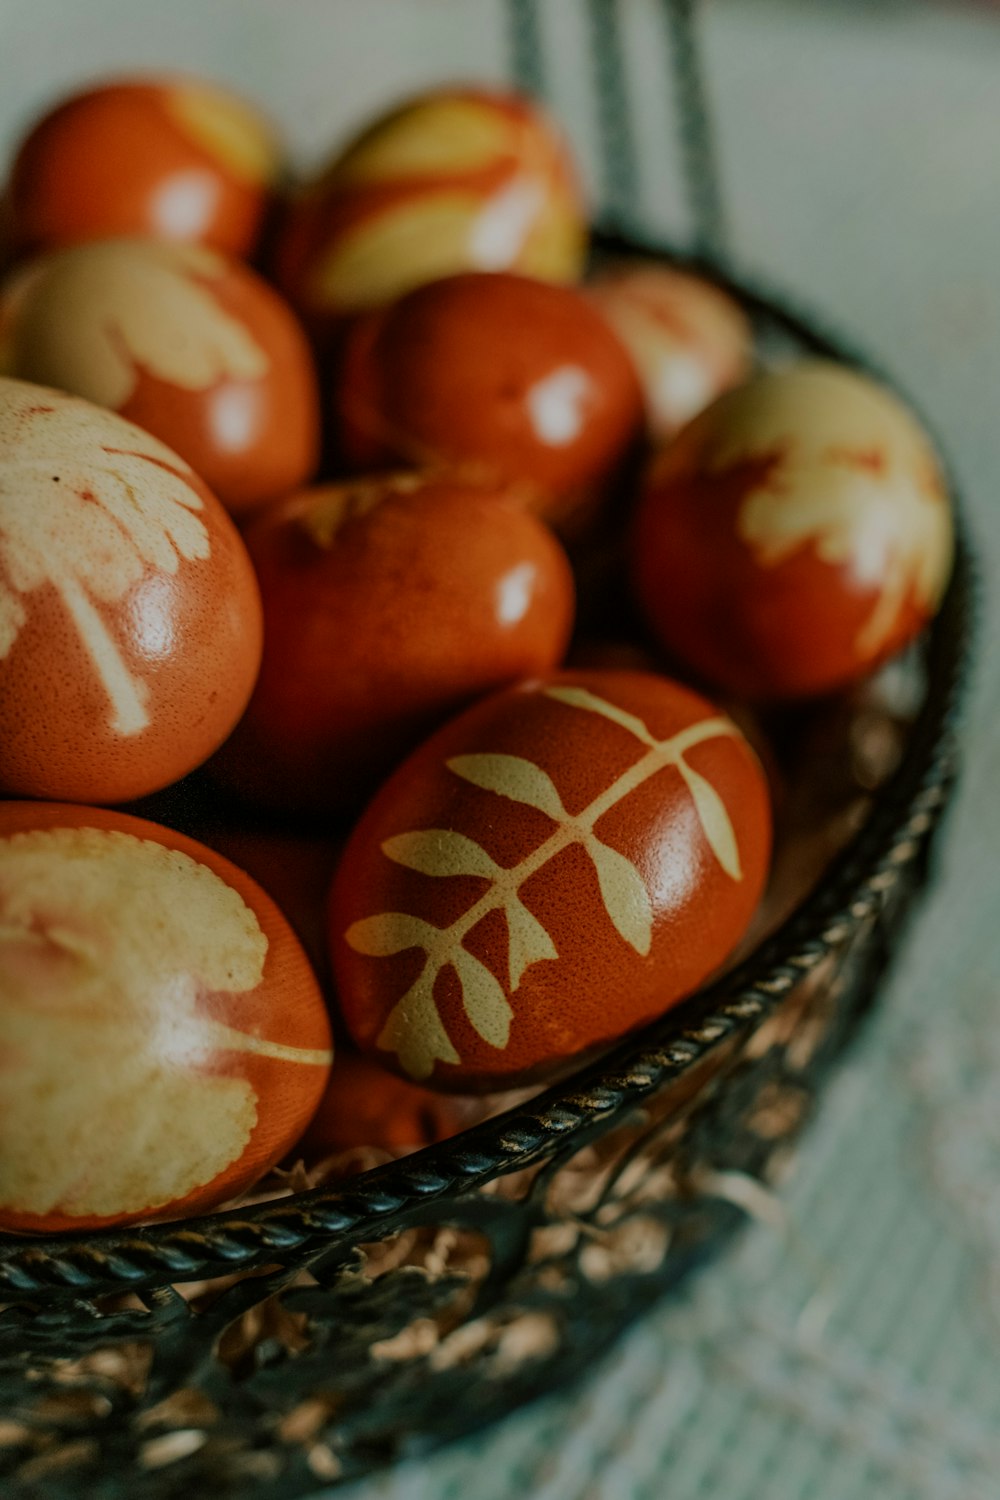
xmin=346 ymin=688 xmax=742 ymax=1079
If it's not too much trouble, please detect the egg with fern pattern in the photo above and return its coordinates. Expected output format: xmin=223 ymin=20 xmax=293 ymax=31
xmin=330 ymin=670 xmax=771 ymax=1091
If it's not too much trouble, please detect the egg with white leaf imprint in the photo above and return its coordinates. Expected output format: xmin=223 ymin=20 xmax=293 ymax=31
xmin=330 ymin=670 xmax=771 ymax=1091
xmin=0 ymin=377 xmax=262 ymax=803
xmin=0 ymin=801 xmax=332 ymax=1233
xmin=3 ymin=239 xmax=320 ymax=516
xmin=632 ymin=362 xmax=954 ymax=698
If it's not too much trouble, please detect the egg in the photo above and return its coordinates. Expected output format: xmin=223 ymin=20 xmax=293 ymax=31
xmin=211 ymin=471 xmax=575 ymax=813
xmin=274 ymin=86 xmax=586 ymax=330
xmin=7 ymin=76 xmax=282 ymax=259
xmin=632 ymin=363 xmax=954 ymax=700
xmin=203 ymin=824 xmax=344 ymax=982
xmin=587 ymin=262 xmax=752 ymax=442
xmin=3 ymin=239 xmax=320 ymax=516
xmin=330 ymin=669 xmax=771 ymax=1091
xmin=330 ymin=272 xmax=644 ymax=535
xmin=0 ymin=800 xmax=332 ymax=1233
xmin=0 ymin=377 xmax=263 ymax=803
xmin=298 ymin=1048 xmax=472 ymax=1161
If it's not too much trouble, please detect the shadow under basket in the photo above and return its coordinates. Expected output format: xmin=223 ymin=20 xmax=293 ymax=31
xmin=0 ymin=240 xmax=976 ymax=1500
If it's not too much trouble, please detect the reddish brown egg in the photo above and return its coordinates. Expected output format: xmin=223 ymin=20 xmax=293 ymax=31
xmin=0 ymin=800 xmax=332 ymax=1234
xmin=275 ymin=86 xmax=586 ymax=329
xmin=632 ymin=362 xmax=954 ymax=699
xmin=0 ymin=377 xmax=263 ymax=803
xmin=8 ymin=77 xmax=281 ymax=259
xmin=212 ymin=471 xmax=575 ymax=813
xmin=4 ymin=239 xmax=320 ymax=516
xmin=204 ymin=825 xmax=344 ymax=981
xmin=331 ymin=272 xmax=644 ymax=534
xmin=330 ymin=669 xmax=771 ymax=1091
xmin=587 ymin=262 xmax=752 ymax=442
xmin=299 ymin=1048 xmax=471 ymax=1160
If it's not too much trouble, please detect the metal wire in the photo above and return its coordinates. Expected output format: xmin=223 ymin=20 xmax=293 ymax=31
xmin=505 ymin=0 xmax=548 ymax=99
xmin=584 ymin=0 xmax=642 ymax=222
xmin=662 ymin=0 xmax=728 ymax=258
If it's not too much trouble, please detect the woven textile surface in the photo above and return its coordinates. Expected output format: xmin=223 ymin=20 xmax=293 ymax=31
xmin=1 ymin=2 xmax=999 ymax=1497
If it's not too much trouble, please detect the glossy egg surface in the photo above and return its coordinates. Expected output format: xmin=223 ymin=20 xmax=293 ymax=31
xmin=8 ymin=77 xmax=281 ymax=258
xmin=213 ymin=471 xmax=575 ymax=812
xmin=331 ymin=272 xmax=643 ymax=533
xmin=633 ymin=362 xmax=954 ymax=698
xmin=588 ymin=262 xmax=752 ymax=442
xmin=275 ymin=86 xmax=586 ymax=324
xmin=331 ymin=669 xmax=771 ymax=1091
xmin=0 ymin=377 xmax=263 ymax=803
xmin=0 ymin=800 xmax=332 ymax=1233
xmin=4 ymin=239 xmax=320 ymax=515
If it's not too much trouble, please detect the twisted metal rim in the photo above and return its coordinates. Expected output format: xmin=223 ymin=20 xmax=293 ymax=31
xmin=0 ymin=239 xmax=977 ymax=1301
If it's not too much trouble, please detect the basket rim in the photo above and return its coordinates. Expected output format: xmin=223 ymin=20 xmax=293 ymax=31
xmin=0 ymin=230 xmax=977 ymax=1301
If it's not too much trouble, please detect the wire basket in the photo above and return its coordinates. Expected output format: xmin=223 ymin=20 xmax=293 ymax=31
xmin=0 ymin=3 xmax=976 ymax=1496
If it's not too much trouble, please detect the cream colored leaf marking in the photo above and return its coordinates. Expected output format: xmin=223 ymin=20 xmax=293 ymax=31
xmin=15 ymin=240 xmax=268 ymax=409
xmin=728 ymin=365 xmax=953 ymax=656
xmin=166 ymin=84 xmax=281 ymax=184
xmin=0 ymin=827 xmax=330 ymax=1219
xmin=0 ymin=387 xmax=210 ymax=735
xmin=345 ymin=688 xmax=742 ymax=1079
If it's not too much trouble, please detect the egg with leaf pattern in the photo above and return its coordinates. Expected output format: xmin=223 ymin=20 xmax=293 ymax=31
xmin=0 ymin=800 xmax=332 ymax=1234
xmin=2 ymin=239 xmax=320 ymax=516
xmin=330 ymin=670 xmax=771 ymax=1091
xmin=632 ymin=362 xmax=954 ymax=699
xmin=0 ymin=377 xmax=262 ymax=803
xmin=274 ymin=85 xmax=586 ymax=328
xmin=7 ymin=76 xmax=281 ymax=259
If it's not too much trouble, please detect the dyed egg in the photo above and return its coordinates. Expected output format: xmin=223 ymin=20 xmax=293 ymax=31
xmin=212 ymin=471 xmax=575 ymax=813
xmin=331 ymin=273 xmax=644 ymax=534
xmin=204 ymin=825 xmax=344 ymax=981
xmin=587 ymin=262 xmax=752 ymax=442
xmin=0 ymin=800 xmax=332 ymax=1233
xmin=8 ymin=77 xmax=281 ymax=259
xmin=330 ymin=670 xmax=771 ymax=1091
xmin=0 ymin=377 xmax=263 ymax=803
xmin=4 ymin=239 xmax=320 ymax=516
xmin=299 ymin=1048 xmax=471 ymax=1160
xmin=275 ymin=86 xmax=586 ymax=328
xmin=632 ymin=362 xmax=954 ymax=699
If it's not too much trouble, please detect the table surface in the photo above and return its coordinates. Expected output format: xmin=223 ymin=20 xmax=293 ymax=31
xmin=3 ymin=3 xmax=999 ymax=1497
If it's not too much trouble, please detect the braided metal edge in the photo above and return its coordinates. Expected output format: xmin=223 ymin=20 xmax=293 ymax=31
xmin=0 ymin=242 xmax=976 ymax=1302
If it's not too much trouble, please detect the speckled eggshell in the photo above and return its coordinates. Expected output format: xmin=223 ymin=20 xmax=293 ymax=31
xmin=0 ymin=800 xmax=332 ymax=1234
xmin=274 ymin=86 xmax=586 ymax=328
xmin=211 ymin=471 xmax=575 ymax=813
xmin=5 ymin=239 xmax=320 ymax=516
xmin=632 ymin=362 xmax=955 ymax=699
xmin=8 ymin=77 xmax=281 ymax=259
xmin=0 ymin=377 xmax=263 ymax=803
xmin=330 ymin=669 xmax=771 ymax=1092
xmin=330 ymin=272 xmax=644 ymax=534
xmin=587 ymin=262 xmax=752 ymax=442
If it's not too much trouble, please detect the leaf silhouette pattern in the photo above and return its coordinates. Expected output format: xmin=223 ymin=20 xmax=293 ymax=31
xmin=347 ymin=690 xmax=746 ymax=1079
xmin=731 ymin=372 xmax=953 ymax=656
xmin=0 ymin=385 xmax=211 ymax=735
xmin=14 ymin=241 xmax=269 ymax=409
xmin=0 ymin=826 xmax=331 ymax=1219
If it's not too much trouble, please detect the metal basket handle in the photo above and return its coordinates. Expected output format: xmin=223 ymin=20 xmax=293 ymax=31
xmin=505 ymin=0 xmax=727 ymax=260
